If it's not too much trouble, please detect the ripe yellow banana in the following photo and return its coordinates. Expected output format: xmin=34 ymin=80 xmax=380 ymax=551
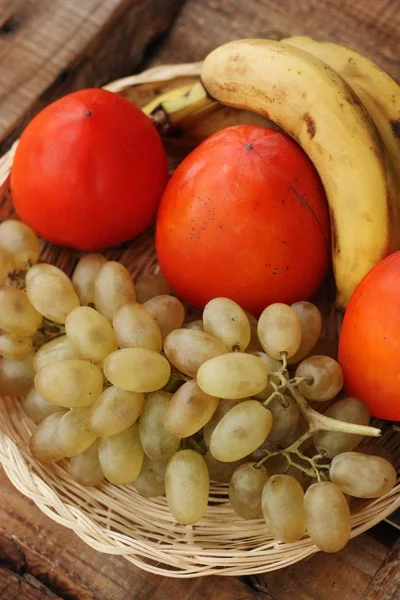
xmin=201 ymin=39 xmax=398 ymax=309
xmin=282 ymin=36 xmax=400 ymax=183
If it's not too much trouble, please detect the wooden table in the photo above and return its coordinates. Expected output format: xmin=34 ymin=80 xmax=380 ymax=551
xmin=0 ymin=0 xmax=399 ymax=598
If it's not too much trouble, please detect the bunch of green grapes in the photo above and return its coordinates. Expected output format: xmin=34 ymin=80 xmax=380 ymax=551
xmin=0 ymin=219 xmax=396 ymax=550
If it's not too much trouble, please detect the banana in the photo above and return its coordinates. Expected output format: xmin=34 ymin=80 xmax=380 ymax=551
xmin=282 ymin=36 xmax=400 ymax=183
xmin=201 ymin=39 xmax=398 ymax=309
xmin=142 ymin=84 xmax=194 ymax=115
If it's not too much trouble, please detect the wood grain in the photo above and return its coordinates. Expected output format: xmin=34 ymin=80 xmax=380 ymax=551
xmin=364 ymin=537 xmax=400 ymax=600
xmin=0 ymin=0 xmax=185 ymax=153
xmin=0 ymin=568 xmax=60 ymax=600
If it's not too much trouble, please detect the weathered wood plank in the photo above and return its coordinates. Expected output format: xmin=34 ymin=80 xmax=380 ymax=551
xmin=0 ymin=0 xmax=185 ymax=153
xmin=364 ymin=537 xmax=400 ymax=600
xmin=0 ymin=567 xmax=61 ymax=600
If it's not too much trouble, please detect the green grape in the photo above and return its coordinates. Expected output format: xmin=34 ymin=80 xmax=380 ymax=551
xmin=197 ymin=353 xmax=268 ymax=399
xmin=135 ymin=273 xmax=171 ymax=304
xmin=288 ymin=301 xmax=322 ymax=364
xmin=313 ymin=397 xmax=370 ymax=458
xmin=65 ymin=306 xmax=118 ymax=364
xmin=143 ymin=295 xmax=185 ymax=340
xmin=210 ymin=400 xmax=272 ymax=462
xmin=204 ymin=450 xmax=244 ymax=483
xmin=133 ymin=454 xmax=167 ymax=497
xmin=0 ymin=220 xmax=40 ymax=270
xmin=88 ymin=386 xmax=144 ymax=437
xmin=330 ymin=452 xmax=397 ymax=498
xmin=203 ymin=297 xmax=251 ymax=351
xmin=0 ymin=248 xmax=13 ymax=284
xmin=244 ymin=311 xmax=263 ymax=353
xmin=203 ymin=398 xmax=242 ymax=447
xmin=26 ymin=263 xmax=72 ymax=286
xmin=164 ymin=379 xmax=219 ymax=438
xmin=94 ymin=261 xmax=136 ymax=322
xmin=103 ymin=348 xmax=170 ymax=392
xmin=35 ymin=359 xmax=103 ymax=407
xmin=69 ymin=440 xmax=104 ymax=487
xmin=165 ymin=450 xmax=209 ymax=524
xmin=304 ymin=482 xmax=351 ymax=552
xmin=257 ymin=303 xmax=302 ymax=359
xmin=0 ymin=287 xmax=42 ymax=336
xmin=26 ymin=272 xmax=80 ymax=324
xmin=72 ymin=254 xmax=107 ymax=306
xmin=252 ymin=351 xmax=283 ymax=401
xmin=0 ymin=333 xmax=33 ymax=359
xmin=99 ymin=423 xmax=144 ymax=485
xmin=30 ymin=412 xmax=65 ymax=463
xmin=139 ymin=391 xmax=181 ymax=460
xmin=33 ymin=335 xmax=79 ymax=372
xmin=23 ymin=386 xmax=67 ymax=423
xmin=164 ymin=329 xmax=227 ymax=377
xmin=262 ymin=474 xmax=306 ymax=542
xmin=185 ymin=319 xmax=204 ymax=332
xmin=112 ymin=302 xmax=162 ymax=352
xmin=267 ymin=395 xmax=300 ymax=444
xmin=229 ymin=462 xmax=269 ymax=519
xmin=0 ymin=351 xmax=35 ymax=395
xmin=296 ymin=355 xmax=343 ymax=401
xmin=58 ymin=407 xmax=97 ymax=457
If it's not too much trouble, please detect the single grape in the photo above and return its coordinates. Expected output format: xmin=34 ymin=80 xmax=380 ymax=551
xmin=35 ymin=359 xmax=103 ymax=407
xmin=164 ymin=329 xmax=227 ymax=377
xmin=143 ymin=295 xmax=185 ymax=340
xmin=0 ymin=333 xmax=33 ymax=359
xmin=330 ymin=452 xmax=397 ymax=498
xmin=26 ymin=272 xmax=80 ymax=324
xmin=88 ymin=386 xmax=144 ymax=437
xmin=304 ymin=481 xmax=351 ymax=552
xmin=135 ymin=273 xmax=171 ymax=304
xmin=262 ymin=474 xmax=306 ymax=542
xmin=26 ymin=263 xmax=72 ymax=286
xmin=267 ymin=395 xmax=300 ymax=444
xmin=197 ymin=353 xmax=268 ymax=400
xmin=103 ymin=348 xmax=170 ymax=392
xmin=94 ymin=261 xmax=136 ymax=322
xmin=0 ymin=287 xmax=42 ymax=336
xmin=33 ymin=335 xmax=79 ymax=372
xmin=257 ymin=303 xmax=302 ymax=360
xmin=164 ymin=379 xmax=219 ymax=438
xmin=0 ymin=220 xmax=40 ymax=270
xmin=296 ymin=355 xmax=344 ymax=401
xmin=0 ymin=248 xmax=13 ymax=284
xmin=23 ymin=386 xmax=67 ymax=423
xmin=0 ymin=351 xmax=35 ymax=395
xmin=65 ymin=306 xmax=118 ymax=364
xmin=99 ymin=423 xmax=144 ymax=485
xmin=133 ymin=455 xmax=167 ymax=497
xmin=69 ymin=440 xmax=104 ymax=487
xmin=230 ymin=462 xmax=269 ymax=519
xmin=185 ymin=319 xmax=204 ymax=332
xmin=112 ymin=302 xmax=162 ymax=352
xmin=289 ymin=301 xmax=322 ymax=364
xmin=210 ymin=400 xmax=272 ymax=462
xmin=139 ymin=391 xmax=181 ymax=460
xmin=313 ymin=397 xmax=370 ymax=458
xmin=58 ymin=407 xmax=97 ymax=457
xmin=245 ymin=311 xmax=263 ymax=353
xmin=72 ymin=254 xmax=107 ymax=306
xmin=203 ymin=297 xmax=251 ymax=352
xmin=204 ymin=450 xmax=244 ymax=483
xmin=30 ymin=412 xmax=66 ymax=463
xmin=165 ymin=450 xmax=209 ymax=525
xmin=203 ymin=398 xmax=242 ymax=447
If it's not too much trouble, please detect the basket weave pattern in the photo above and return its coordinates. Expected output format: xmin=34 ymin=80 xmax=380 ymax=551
xmin=0 ymin=64 xmax=399 ymax=577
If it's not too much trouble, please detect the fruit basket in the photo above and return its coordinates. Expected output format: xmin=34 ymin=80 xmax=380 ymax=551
xmin=0 ymin=61 xmax=399 ymax=578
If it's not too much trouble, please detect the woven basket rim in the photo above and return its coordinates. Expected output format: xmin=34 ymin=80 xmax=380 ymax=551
xmin=0 ymin=62 xmax=399 ymax=578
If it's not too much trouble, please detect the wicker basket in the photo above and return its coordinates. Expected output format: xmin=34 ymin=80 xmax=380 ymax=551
xmin=0 ymin=63 xmax=399 ymax=578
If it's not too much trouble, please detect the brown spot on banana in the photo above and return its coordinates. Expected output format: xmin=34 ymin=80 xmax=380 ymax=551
xmin=301 ymin=112 xmax=316 ymax=139
xmin=391 ymin=120 xmax=400 ymax=138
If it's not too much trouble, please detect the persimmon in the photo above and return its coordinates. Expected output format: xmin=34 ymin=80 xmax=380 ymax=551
xmin=156 ymin=125 xmax=330 ymax=315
